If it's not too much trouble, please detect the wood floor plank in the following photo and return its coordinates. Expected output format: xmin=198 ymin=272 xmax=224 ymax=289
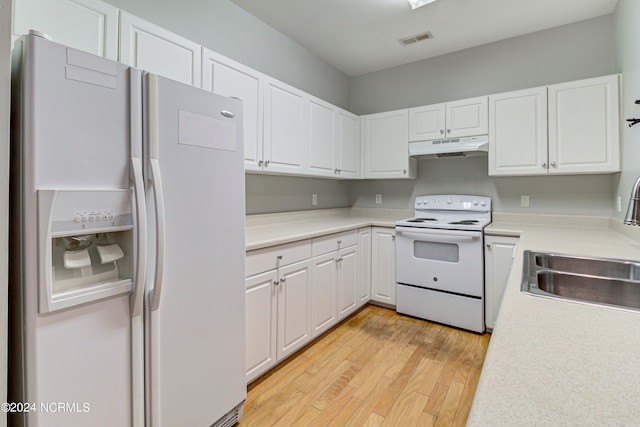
xmin=240 ymin=305 xmax=491 ymax=427
xmin=344 ymin=376 xmax=393 ymax=427
xmin=434 ymin=380 xmax=465 ymax=427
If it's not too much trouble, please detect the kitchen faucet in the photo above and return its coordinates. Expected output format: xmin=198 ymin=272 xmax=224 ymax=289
xmin=625 ymin=176 xmax=640 ymax=225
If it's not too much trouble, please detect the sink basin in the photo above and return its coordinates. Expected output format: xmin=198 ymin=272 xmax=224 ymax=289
xmin=534 ymin=252 xmax=640 ymax=281
xmin=522 ymin=251 xmax=640 ymax=312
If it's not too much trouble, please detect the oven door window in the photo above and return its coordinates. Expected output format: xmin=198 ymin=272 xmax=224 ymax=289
xmin=414 ymin=241 xmax=459 ymax=263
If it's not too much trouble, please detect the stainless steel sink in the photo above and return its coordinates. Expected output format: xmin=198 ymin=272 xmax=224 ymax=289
xmin=522 ymin=250 xmax=640 ymax=312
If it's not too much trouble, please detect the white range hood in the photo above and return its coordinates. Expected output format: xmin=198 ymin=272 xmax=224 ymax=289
xmin=409 ymin=135 xmax=489 ymax=159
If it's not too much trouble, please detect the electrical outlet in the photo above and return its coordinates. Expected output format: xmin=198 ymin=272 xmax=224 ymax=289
xmin=617 ymin=196 xmax=622 ymax=213
xmin=312 ymin=194 xmax=317 ymax=206
xmin=375 ymin=194 xmax=382 ymax=204
xmin=520 ymin=195 xmax=530 ymax=208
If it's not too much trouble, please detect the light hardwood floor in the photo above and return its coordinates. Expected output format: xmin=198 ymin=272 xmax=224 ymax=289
xmin=239 ymin=304 xmax=490 ymax=427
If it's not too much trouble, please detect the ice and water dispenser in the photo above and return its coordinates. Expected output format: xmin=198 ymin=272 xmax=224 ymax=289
xmin=38 ymin=189 xmax=135 ymax=313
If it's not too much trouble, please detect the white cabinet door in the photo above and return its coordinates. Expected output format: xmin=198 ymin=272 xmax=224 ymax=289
xmin=336 ymin=109 xmax=361 ymax=178
xmin=276 ymin=259 xmax=311 ymax=360
xmin=358 ymin=228 xmax=372 ymax=305
xmin=484 ymin=236 xmax=518 ymax=330
xmin=119 ymin=12 xmax=201 ymax=87
xmin=408 ymin=103 xmax=446 ymax=142
xmin=263 ymin=78 xmax=308 ymax=175
xmin=408 ymin=97 xmax=487 ymax=142
xmin=13 ymin=0 xmax=118 ymax=60
xmin=202 ymin=49 xmax=264 ymax=172
xmin=307 ymin=97 xmax=337 ymax=177
xmin=446 ymin=96 xmax=488 ymax=138
xmin=548 ymin=74 xmax=620 ymax=174
xmin=371 ymin=227 xmax=396 ymax=306
xmin=245 ymin=270 xmax=277 ymax=383
xmin=310 ymin=252 xmax=338 ymax=337
xmin=337 ymin=245 xmax=359 ymax=319
xmin=363 ymin=109 xmax=415 ymax=179
xmin=489 ymin=87 xmax=548 ymax=176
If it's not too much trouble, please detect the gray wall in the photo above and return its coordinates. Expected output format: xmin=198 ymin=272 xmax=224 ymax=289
xmin=103 ymin=0 xmax=350 ymax=109
xmin=348 ymin=16 xmax=617 ymax=216
xmin=246 ymin=174 xmax=350 ymax=214
xmin=349 ymin=15 xmax=614 ymax=115
xmin=613 ymin=0 xmax=640 ymax=221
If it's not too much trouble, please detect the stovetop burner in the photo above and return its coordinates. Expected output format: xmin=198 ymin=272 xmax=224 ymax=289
xmin=395 ymin=194 xmax=492 ymax=231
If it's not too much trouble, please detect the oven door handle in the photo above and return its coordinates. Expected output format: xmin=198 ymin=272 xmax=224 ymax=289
xmin=395 ymin=226 xmax=481 ymax=240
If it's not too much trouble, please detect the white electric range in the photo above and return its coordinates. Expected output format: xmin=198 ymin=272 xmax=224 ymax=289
xmin=395 ymin=195 xmax=492 ymax=333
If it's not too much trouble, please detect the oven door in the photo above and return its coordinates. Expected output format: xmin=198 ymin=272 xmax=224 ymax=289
xmin=395 ymin=226 xmax=484 ymax=297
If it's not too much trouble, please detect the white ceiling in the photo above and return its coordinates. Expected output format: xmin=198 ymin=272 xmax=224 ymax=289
xmin=230 ymin=0 xmax=618 ymax=77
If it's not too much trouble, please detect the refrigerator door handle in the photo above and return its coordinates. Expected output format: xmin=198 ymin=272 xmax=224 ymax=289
xmin=150 ymin=158 xmax=166 ymax=311
xmin=131 ymin=157 xmax=147 ymax=318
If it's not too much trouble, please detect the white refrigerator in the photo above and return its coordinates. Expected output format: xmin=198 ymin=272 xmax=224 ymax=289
xmin=9 ymin=34 xmax=246 ymax=427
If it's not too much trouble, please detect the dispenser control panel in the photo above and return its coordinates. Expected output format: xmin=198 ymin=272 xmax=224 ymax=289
xmin=46 ymin=190 xmax=133 ymax=234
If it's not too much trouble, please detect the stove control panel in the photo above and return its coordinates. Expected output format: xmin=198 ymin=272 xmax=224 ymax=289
xmin=414 ymin=195 xmax=491 ymax=212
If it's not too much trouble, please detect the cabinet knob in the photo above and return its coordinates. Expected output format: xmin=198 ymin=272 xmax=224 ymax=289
xmin=486 ymin=244 xmax=491 ymax=248
xmin=403 ymin=169 xmax=407 ymax=174
xmin=336 ymin=258 xmax=340 ymax=263
xmin=337 ymin=169 xmax=341 ymax=174
xmin=447 ymin=129 xmax=451 ymax=134
xmin=440 ymin=129 xmax=444 ymax=135
xmin=280 ymin=277 xmax=286 ymax=283
xmin=550 ymin=162 xmax=557 ymax=168
xmin=273 ymin=280 xmax=279 ymax=286
xmin=277 ymin=255 xmax=283 ymax=260
xmin=541 ymin=162 xmax=547 ymax=168
xmin=334 ymin=169 xmax=338 ymax=174
xmin=258 ymin=160 xmax=264 ymax=166
xmin=337 ymin=240 xmax=342 ymax=244
xmin=264 ymin=160 xmax=270 ymax=166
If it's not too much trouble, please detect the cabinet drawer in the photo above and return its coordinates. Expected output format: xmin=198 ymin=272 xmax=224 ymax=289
xmin=246 ymin=240 xmax=312 ymax=277
xmin=312 ymin=230 xmax=359 ymax=257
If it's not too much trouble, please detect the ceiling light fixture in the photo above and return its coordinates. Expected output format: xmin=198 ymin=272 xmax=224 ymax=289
xmin=407 ymin=0 xmax=437 ymax=10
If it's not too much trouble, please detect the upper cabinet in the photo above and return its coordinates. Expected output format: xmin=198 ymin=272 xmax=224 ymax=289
xmin=263 ymin=78 xmax=308 ymax=175
xmin=548 ymin=75 xmax=620 ymax=175
xmin=363 ymin=110 xmax=416 ymax=179
xmin=489 ymin=75 xmax=620 ymax=176
xmin=488 ymin=87 xmax=548 ymax=176
xmin=119 ymin=12 xmax=202 ymax=87
xmin=13 ymin=0 xmax=118 ymax=60
xmin=202 ymin=48 xmax=264 ymax=172
xmin=307 ymin=99 xmax=361 ymax=179
xmin=409 ymin=96 xmax=488 ymax=141
xmin=307 ymin=97 xmax=337 ymax=177
xmin=336 ymin=109 xmax=361 ymax=179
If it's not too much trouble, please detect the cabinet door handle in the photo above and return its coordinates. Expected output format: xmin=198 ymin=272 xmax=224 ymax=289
xmin=337 ymin=240 xmax=342 ymax=244
xmin=541 ymin=162 xmax=547 ymax=168
xmin=447 ymin=128 xmax=451 ymax=134
xmin=280 ymin=277 xmax=287 ymax=283
xmin=486 ymin=244 xmax=491 ymax=248
xmin=264 ymin=160 xmax=270 ymax=166
xmin=273 ymin=280 xmax=279 ymax=286
xmin=550 ymin=162 xmax=557 ymax=168
xmin=258 ymin=160 xmax=264 ymax=166
xmin=277 ymin=255 xmax=283 ymax=260
xmin=440 ymin=129 xmax=444 ymax=135
xmin=403 ymin=169 xmax=407 ymax=174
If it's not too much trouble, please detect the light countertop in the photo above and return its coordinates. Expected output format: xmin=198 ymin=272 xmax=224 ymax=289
xmin=469 ymin=216 xmax=640 ymax=426
xmin=245 ymin=207 xmax=410 ymax=251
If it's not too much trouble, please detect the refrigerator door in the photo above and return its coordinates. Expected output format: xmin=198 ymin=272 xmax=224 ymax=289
xmin=9 ymin=35 xmax=138 ymax=427
xmin=144 ymin=73 xmax=246 ymax=426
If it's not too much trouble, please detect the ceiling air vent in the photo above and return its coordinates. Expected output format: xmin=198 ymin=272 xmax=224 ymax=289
xmin=399 ymin=31 xmax=433 ymax=46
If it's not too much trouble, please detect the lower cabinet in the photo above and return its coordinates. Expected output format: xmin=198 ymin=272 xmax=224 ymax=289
xmin=484 ymin=235 xmax=519 ymax=330
xmin=371 ymin=227 xmax=397 ymax=306
xmin=246 ymin=228 xmax=370 ymax=383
